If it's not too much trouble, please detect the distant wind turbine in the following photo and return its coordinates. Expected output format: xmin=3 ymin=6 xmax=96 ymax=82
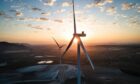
xmin=51 ymin=36 xmax=65 ymax=49
xmin=46 ymin=28 xmax=66 ymax=83
xmin=47 ymin=28 xmax=65 ymax=64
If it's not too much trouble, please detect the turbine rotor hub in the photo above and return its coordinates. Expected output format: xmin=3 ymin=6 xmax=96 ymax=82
xmin=73 ymin=31 xmax=86 ymax=37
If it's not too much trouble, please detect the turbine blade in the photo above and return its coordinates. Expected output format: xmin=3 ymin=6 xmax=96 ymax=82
xmin=79 ymin=38 xmax=95 ymax=70
xmin=47 ymin=29 xmax=62 ymax=48
xmin=62 ymin=36 xmax=75 ymax=58
xmin=60 ymin=44 xmax=65 ymax=48
xmin=72 ymin=0 xmax=77 ymax=34
xmin=52 ymin=36 xmax=60 ymax=48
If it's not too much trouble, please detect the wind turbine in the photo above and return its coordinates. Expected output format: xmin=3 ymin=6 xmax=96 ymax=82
xmin=61 ymin=0 xmax=95 ymax=84
xmin=51 ymin=36 xmax=67 ymax=84
xmin=47 ymin=28 xmax=65 ymax=64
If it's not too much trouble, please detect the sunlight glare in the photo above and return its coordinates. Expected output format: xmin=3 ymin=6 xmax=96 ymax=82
xmin=74 ymin=38 xmax=78 ymax=43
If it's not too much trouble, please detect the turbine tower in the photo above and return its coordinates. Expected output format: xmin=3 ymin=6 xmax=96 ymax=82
xmin=62 ymin=0 xmax=95 ymax=84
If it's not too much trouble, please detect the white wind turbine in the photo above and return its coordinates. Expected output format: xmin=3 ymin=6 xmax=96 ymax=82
xmin=47 ymin=28 xmax=65 ymax=64
xmin=61 ymin=0 xmax=95 ymax=84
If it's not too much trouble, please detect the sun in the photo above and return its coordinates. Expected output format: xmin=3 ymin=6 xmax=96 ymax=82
xmin=74 ymin=37 xmax=78 ymax=43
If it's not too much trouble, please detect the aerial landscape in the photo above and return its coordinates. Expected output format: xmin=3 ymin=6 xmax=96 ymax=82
xmin=0 ymin=0 xmax=140 ymax=84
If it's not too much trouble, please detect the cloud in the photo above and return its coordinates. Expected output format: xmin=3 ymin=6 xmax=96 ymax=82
xmin=0 ymin=13 xmax=3 ymax=16
xmin=16 ymin=12 xmax=23 ymax=16
xmin=99 ymin=6 xmax=105 ymax=12
xmin=0 ymin=11 xmax=13 ymax=20
xmin=106 ymin=0 xmax=113 ymax=3
xmin=32 ymin=7 xmax=41 ymax=11
xmin=129 ymin=16 xmax=138 ymax=21
xmin=131 ymin=20 xmax=137 ymax=24
xmin=94 ymin=0 xmax=113 ymax=7
xmin=41 ymin=0 xmax=56 ymax=6
xmin=0 ymin=11 xmax=5 ymax=16
xmin=4 ymin=0 xmax=14 ymax=2
xmin=75 ymin=10 xmax=83 ymax=15
xmin=122 ymin=3 xmax=136 ymax=10
xmin=123 ymin=16 xmax=140 ymax=27
xmin=18 ymin=17 xmax=49 ymax=22
xmin=18 ymin=18 xmax=25 ymax=20
xmin=54 ymin=19 xmax=63 ymax=23
xmin=10 ymin=5 xmax=21 ymax=9
xmin=114 ymin=13 xmax=128 ymax=21
xmin=85 ymin=3 xmax=94 ymax=9
xmin=27 ymin=24 xmax=32 ymax=27
xmin=85 ymin=0 xmax=113 ymax=9
xmin=129 ymin=18 xmax=140 ymax=26
xmin=105 ymin=6 xmax=116 ymax=15
xmin=4 ymin=15 xmax=13 ymax=20
xmin=62 ymin=2 xmax=72 ymax=7
xmin=9 ymin=9 xmax=23 ymax=16
xmin=40 ymin=17 xmax=49 ymax=21
xmin=9 ymin=9 xmax=17 ymax=12
xmin=32 ymin=26 xmax=43 ymax=30
xmin=119 ymin=14 xmax=127 ymax=18
xmin=137 ymin=6 xmax=140 ymax=13
xmin=10 ymin=2 xmax=26 ymax=12
xmin=56 ymin=9 xmax=66 ymax=14
xmin=27 ymin=24 xmax=51 ymax=30
xmin=41 ymin=12 xmax=51 ymax=16
xmin=47 ymin=28 xmax=51 ymax=31
xmin=27 ymin=24 xmax=43 ymax=30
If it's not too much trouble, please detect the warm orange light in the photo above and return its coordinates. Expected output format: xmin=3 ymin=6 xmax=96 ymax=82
xmin=74 ymin=38 xmax=78 ymax=43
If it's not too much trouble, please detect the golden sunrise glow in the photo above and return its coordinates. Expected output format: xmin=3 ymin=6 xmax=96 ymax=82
xmin=74 ymin=38 xmax=79 ymax=43
xmin=0 ymin=0 xmax=140 ymax=45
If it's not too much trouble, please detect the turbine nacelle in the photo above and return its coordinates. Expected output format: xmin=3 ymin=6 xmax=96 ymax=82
xmin=73 ymin=31 xmax=86 ymax=37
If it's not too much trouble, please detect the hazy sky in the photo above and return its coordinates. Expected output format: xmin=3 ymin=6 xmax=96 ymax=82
xmin=0 ymin=0 xmax=140 ymax=45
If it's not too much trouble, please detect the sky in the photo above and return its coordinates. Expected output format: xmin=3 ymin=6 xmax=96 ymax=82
xmin=0 ymin=0 xmax=140 ymax=45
